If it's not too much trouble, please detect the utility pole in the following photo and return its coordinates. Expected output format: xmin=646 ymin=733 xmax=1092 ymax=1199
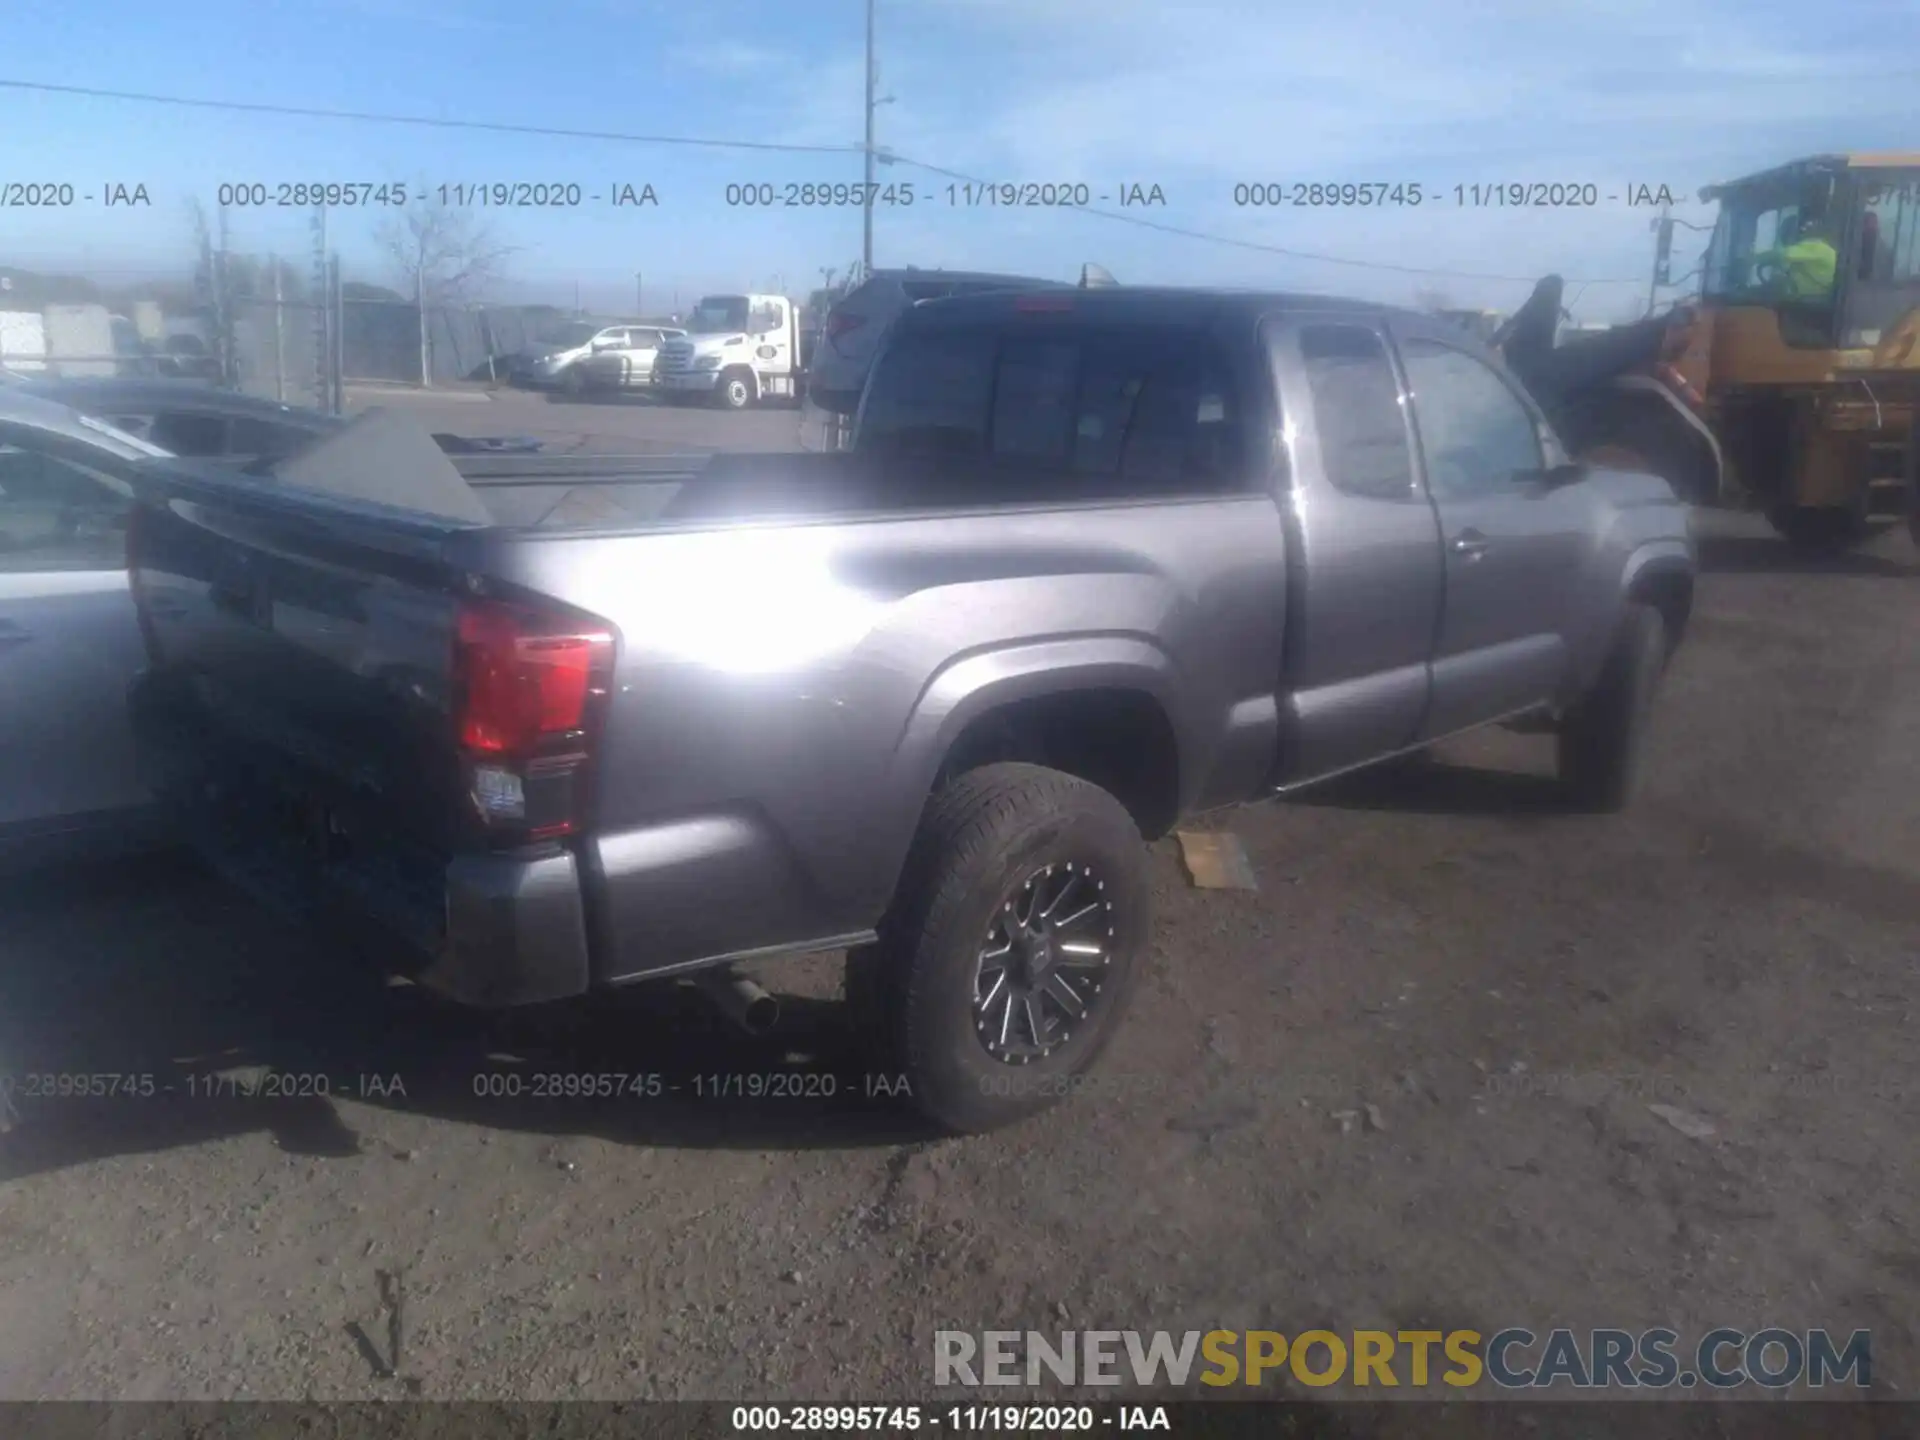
xmin=272 ymin=256 xmax=286 ymax=402
xmin=1647 ymin=202 xmax=1673 ymax=318
xmin=862 ymin=0 xmax=876 ymax=278
xmin=416 ymin=256 xmax=430 ymax=388
xmin=311 ymin=205 xmax=330 ymax=410
xmin=214 ymin=200 xmax=232 ymax=388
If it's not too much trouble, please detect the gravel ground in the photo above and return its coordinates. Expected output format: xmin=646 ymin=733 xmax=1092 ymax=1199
xmin=0 ymin=510 xmax=1915 ymax=1423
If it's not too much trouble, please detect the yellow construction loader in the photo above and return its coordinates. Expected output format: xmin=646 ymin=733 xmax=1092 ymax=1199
xmin=1503 ymin=153 xmax=1920 ymax=552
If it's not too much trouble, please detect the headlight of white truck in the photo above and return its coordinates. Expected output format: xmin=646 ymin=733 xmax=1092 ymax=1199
xmin=694 ymin=354 xmax=722 ymax=370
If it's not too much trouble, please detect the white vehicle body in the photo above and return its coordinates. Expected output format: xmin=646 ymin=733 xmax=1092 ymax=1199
xmin=654 ymin=294 xmax=803 ymax=409
xmin=43 ymin=305 xmax=119 ymax=378
xmin=0 ymin=311 xmax=50 ymax=374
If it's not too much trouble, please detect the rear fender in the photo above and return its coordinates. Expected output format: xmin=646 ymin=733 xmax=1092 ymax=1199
xmin=1567 ymin=541 xmax=1694 ymax=701
xmin=1619 ymin=539 xmax=1696 ymax=646
xmin=877 ymin=637 xmax=1189 ymax=890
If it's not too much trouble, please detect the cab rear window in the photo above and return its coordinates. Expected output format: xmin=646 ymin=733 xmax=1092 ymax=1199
xmin=858 ymin=325 xmax=1245 ymax=493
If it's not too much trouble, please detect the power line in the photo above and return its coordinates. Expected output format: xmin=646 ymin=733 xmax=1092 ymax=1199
xmin=885 ymin=154 xmax=1647 ymax=285
xmin=0 ymin=78 xmax=861 ymax=156
xmin=4 ymin=75 xmax=1647 ymax=284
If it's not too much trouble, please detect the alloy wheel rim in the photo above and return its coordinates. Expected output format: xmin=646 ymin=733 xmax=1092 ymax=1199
xmin=971 ymin=862 xmax=1116 ymax=1064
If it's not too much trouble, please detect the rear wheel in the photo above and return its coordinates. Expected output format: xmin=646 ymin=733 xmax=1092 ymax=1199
xmin=1767 ymin=504 xmax=1867 ymax=554
xmin=853 ymin=763 xmax=1152 ymax=1134
xmin=1558 ymin=603 xmax=1667 ymax=813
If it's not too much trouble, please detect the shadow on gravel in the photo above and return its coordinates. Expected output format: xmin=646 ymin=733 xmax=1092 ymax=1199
xmin=0 ymin=854 xmax=934 ymax=1184
xmin=1290 ymin=757 xmax=1568 ymax=818
xmin=1695 ymin=532 xmax=1917 ymax=578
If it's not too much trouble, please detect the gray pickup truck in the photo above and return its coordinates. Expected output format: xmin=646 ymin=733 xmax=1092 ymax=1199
xmin=124 ymin=286 xmax=1695 ymax=1133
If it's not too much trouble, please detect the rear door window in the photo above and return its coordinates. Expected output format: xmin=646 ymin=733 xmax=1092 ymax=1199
xmin=1298 ymin=324 xmax=1416 ymax=500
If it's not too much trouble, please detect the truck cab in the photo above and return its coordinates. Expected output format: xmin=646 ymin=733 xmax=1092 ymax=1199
xmin=654 ymin=293 xmax=802 ymax=410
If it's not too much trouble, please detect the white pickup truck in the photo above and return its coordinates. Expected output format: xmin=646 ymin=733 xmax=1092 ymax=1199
xmin=653 ymin=293 xmax=804 ymax=410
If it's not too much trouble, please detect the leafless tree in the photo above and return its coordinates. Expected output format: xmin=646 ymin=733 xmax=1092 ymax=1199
xmin=375 ymin=194 xmax=518 ymax=385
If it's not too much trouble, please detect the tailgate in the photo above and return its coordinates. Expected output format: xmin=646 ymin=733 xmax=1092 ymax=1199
xmin=126 ymin=429 xmax=618 ymax=992
xmin=129 ymin=463 xmax=483 ymax=868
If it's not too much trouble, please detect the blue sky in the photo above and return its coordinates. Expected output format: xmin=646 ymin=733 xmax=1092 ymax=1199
xmin=4 ymin=0 xmax=1918 ymax=320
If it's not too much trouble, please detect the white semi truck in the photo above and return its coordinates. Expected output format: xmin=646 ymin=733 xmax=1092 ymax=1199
xmin=654 ymin=293 xmax=804 ymax=410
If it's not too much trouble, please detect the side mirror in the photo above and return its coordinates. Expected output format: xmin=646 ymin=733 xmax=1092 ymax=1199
xmin=1519 ymin=461 xmax=1586 ymax=489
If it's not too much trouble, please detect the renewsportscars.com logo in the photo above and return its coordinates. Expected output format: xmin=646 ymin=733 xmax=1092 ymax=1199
xmin=933 ymin=1328 xmax=1872 ymax=1391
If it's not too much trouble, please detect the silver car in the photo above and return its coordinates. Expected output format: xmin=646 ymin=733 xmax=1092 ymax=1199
xmin=578 ymin=326 xmax=686 ymax=391
xmin=0 ymin=382 xmax=551 ymax=866
xmin=0 ymin=387 xmax=173 ymax=863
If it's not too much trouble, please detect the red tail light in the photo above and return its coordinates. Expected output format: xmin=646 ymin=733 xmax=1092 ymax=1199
xmin=455 ymin=603 xmax=605 ymax=754
xmin=453 ymin=599 xmax=615 ymax=841
xmin=825 ymin=312 xmax=867 ymax=342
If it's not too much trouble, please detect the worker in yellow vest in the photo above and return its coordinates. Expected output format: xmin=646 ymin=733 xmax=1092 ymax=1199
xmin=1757 ymin=215 xmax=1839 ymax=304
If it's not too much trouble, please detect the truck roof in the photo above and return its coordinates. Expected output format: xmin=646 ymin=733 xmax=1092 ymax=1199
xmin=899 ymin=284 xmax=1408 ymax=330
xmin=867 ymin=267 xmax=1071 ymax=287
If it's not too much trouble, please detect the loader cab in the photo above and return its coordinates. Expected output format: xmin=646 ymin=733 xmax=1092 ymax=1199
xmin=1846 ymin=168 xmax=1920 ymax=350
xmin=1701 ymin=157 xmax=1920 ymax=351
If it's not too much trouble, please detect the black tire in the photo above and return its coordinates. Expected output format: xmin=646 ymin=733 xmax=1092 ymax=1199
xmin=1768 ymin=504 xmax=1867 ymax=554
xmin=716 ymin=369 xmax=755 ymax=411
xmin=1558 ymin=604 xmax=1667 ymax=813
xmin=858 ymin=762 xmax=1152 ymax=1135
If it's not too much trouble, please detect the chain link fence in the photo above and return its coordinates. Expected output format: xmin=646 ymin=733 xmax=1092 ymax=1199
xmin=336 ymin=299 xmax=551 ymax=387
xmin=6 ymin=270 xmax=595 ymax=412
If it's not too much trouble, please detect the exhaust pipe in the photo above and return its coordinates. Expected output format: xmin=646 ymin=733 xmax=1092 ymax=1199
xmin=694 ymin=967 xmax=781 ymax=1036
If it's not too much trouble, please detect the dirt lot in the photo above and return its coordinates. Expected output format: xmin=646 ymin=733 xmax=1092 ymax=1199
xmin=0 ymin=508 xmax=1915 ymax=1422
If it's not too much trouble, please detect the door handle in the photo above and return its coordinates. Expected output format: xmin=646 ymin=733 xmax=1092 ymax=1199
xmin=1450 ymin=529 xmax=1491 ymax=559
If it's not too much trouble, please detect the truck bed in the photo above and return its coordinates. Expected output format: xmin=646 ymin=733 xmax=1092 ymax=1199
xmin=124 ymin=410 xmax=1289 ymax=1005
